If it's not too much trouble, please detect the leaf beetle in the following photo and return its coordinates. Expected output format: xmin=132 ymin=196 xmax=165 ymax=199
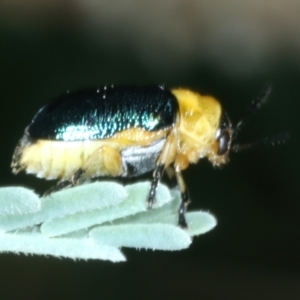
xmin=11 ymin=85 xmax=286 ymax=227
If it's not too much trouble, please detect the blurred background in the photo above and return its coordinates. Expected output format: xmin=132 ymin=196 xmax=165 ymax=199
xmin=0 ymin=0 xmax=299 ymax=299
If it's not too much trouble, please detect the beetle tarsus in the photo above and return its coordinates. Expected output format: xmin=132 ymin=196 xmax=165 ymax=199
xmin=175 ymin=170 xmax=190 ymax=228
xmin=178 ymin=190 xmax=190 ymax=228
xmin=71 ymin=168 xmax=85 ymax=185
xmin=147 ymin=164 xmax=164 ymax=209
xmin=43 ymin=168 xmax=85 ymax=196
xmin=178 ymin=201 xmax=188 ymax=228
xmin=43 ymin=180 xmax=71 ymax=196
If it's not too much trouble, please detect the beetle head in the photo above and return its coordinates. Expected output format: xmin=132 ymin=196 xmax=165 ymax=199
xmin=214 ymin=85 xmax=289 ymax=162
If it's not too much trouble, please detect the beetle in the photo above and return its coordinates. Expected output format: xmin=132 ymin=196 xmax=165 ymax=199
xmin=11 ymin=85 xmax=281 ymax=227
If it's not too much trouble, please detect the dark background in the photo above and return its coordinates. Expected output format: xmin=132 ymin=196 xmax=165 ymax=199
xmin=0 ymin=1 xmax=299 ymax=299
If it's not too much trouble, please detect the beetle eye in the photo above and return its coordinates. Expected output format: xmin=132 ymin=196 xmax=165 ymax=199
xmin=217 ymin=131 xmax=231 ymax=155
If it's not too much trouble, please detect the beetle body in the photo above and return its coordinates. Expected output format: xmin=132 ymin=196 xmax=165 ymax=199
xmin=12 ymin=85 xmax=232 ymax=227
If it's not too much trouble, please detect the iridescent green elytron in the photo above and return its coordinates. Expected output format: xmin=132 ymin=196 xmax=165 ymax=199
xmin=29 ymin=85 xmax=178 ymax=141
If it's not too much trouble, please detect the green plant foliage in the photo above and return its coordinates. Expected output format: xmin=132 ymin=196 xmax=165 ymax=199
xmin=0 ymin=182 xmax=217 ymax=262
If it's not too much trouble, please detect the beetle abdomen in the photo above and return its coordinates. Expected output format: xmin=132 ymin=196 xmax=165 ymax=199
xmin=11 ymin=134 xmax=113 ymax=180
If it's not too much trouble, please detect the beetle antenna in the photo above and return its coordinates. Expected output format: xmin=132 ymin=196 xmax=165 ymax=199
xmin=233 ymin=84 xmax=272 ymax=139
xmin=232 ymin=132 xmax=290 ymax=153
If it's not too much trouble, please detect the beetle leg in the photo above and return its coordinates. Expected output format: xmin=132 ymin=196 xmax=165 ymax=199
xmin=44 ymin=168 xmax=86 ymax=196
xmin=175 ymin=169 xmax=190 ymax=228
xmin=44 ymin=145 xmax=123 ymax=195
xmin=43 ymin=180 xmax=71 ymax=196
xmin=71 ymin=168 xmax=85 ymax=185
xmin=148 ymin=164 xmax=164 ymax=208
xmin=44 ymin=168 xmax=84 ymax=196
xmin=147 ymin=132 xmax=177 ymax=208
xmin=71 ymin=145 xmax=123 ymax=185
